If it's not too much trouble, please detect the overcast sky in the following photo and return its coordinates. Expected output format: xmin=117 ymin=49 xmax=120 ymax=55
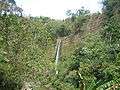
xmin=15 ymin=0 xmax=102 ymax=19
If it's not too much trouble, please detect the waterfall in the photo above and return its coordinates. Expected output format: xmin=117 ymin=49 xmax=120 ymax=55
xmin=55 ymin=38 xmax=62 ymax=74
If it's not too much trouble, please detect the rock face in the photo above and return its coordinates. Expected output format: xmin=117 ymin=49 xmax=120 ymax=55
xmin=21 ymin=82 xmax=32 ymax=90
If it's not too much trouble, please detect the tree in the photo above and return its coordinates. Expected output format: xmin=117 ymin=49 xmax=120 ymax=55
xmin=102 ymin=0 xmax=120 ymax=18
xmin=0 ymin=0 xmax=23 ymax=16
xmin=66 ymin=7 xmax=90 ymax=34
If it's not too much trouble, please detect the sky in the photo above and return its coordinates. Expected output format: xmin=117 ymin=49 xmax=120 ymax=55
xmin=15 ymin=0 xmax=102 ymax=19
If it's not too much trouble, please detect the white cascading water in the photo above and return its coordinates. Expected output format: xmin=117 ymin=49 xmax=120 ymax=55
xmin=55 ymin=39 xmax=62 ymax=74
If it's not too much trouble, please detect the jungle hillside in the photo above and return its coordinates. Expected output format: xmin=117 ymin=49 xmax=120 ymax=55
xmin=0 ymin=0 xmax=120 ymax=90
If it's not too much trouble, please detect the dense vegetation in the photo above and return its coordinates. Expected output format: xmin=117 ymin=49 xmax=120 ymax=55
xmin=0 ymin=0 xmax=120 ymax=90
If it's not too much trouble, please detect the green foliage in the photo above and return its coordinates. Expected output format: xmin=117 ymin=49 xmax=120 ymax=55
xmin=103 ymin=0 xmax=120 ymax=18
xmin=57 ymin=30 xmax=120 ymax=90
xmin=102 ymin=0 xmax=120 ymax=45
xmin=0 ymin=14 xmax=56 ymax=89
xmin=0 ymin=69 xmax=21 ymax=90
xmin=102 ymin=14 xmax=120 ymax=44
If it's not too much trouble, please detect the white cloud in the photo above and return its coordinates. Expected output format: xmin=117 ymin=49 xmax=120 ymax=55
xmin=15 ymin=0 xmax=102 ymax=19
